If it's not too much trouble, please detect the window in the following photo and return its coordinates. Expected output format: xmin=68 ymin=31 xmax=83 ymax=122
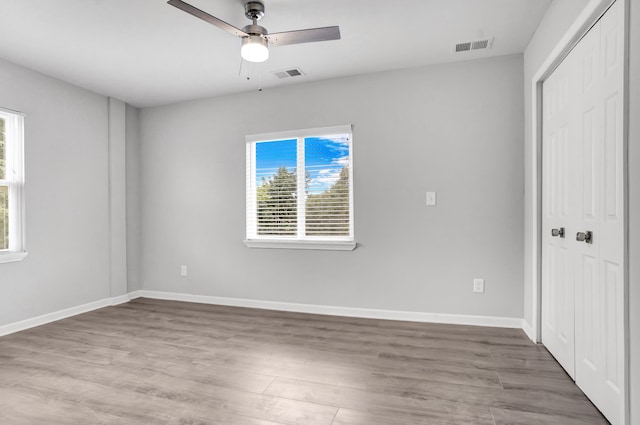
xmin=0 ymin=108 xmax=26 ymax=263
xmin=245 ymin=125 xmax=355 ymax=250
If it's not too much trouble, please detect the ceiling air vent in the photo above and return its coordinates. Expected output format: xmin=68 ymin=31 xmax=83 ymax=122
xmin=273 ymin=68 xmax=305 ymax=79
xmin=454 ymin=38 xmax=494 ymax=53
xmin=455 ymin=42 xmax=472 ymax=52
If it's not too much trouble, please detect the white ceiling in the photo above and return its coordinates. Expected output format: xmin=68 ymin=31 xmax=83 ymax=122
xmin=0 ymin=0 xmax=551 ymax=108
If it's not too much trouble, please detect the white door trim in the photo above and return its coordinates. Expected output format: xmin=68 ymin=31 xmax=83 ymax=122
xmin=529 ymin=0 xmax=630 ymax=423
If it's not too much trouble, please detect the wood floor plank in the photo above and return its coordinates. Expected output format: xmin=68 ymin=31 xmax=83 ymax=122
xmin=378 ymin=350 xmax=566 ymax=375
xmin=2 ymin=358 xmax=336 ymax=425
xmin=1 ymin=343 xmax=277 ymax=395
xmin=332 ymin=408 xmax=491 ymax=425
xmin=305 ymin=350 xmax=505 ymax=390
xmin=491 ymin=407 xmax=607 ymax=425
xmin=264 ymin=377 xmax=497 ymax=424
xmin=194 ymin=353 xmax=374 ymax=390
xmin=0 ymin=298 xmax=608 ymax=425
xmin=497 ymin=369 xmax=583 ymax=394
xmin=0 ymin=386 xmax=150 ymax=425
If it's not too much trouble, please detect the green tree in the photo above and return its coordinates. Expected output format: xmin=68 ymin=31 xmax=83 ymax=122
xmin=306 ymin=166 xmax=349 ymax=236
xmin=257 ymin=166 xmax=297 ymax=235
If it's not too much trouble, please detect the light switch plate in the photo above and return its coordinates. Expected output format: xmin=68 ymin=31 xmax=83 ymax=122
xmin=180 ymin=265 xmax=188 ymax=277
xmin=473 ymin=278 xmax=485 ymax=293
xmin=426 ymin=191 xmax=437 ymax=206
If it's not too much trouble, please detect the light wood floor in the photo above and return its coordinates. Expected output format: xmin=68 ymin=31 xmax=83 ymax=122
xmin=0 ymin=298 xmax=608 ymax=425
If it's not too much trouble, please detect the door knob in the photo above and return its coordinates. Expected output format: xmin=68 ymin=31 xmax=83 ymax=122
xmin=576 ymin=231 xmax=593 ymax=244
xmin=551 ymin=227 xmax=565 ymax=238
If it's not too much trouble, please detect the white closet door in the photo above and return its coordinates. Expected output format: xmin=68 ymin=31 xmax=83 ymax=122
xmin=542 ymin=1 xmax=625 ymax=423
xmin=541 ymin=41 xmax=576 ymax=379
xmin=573 ymin=1 xmax=625 ymax=423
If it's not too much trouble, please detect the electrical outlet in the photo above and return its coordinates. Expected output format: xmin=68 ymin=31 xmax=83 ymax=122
xmin=473 ymin=278 xmax=484 ymax=293
xmin=180 ymin=265 xmax=188 ymax=277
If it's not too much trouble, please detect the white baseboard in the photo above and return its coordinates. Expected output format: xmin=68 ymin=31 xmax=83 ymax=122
xmin=127 ymin=290 xmax=143 ymax=301
xmin=135 ymin=290 xmax=524 ymax=329
xmin=522 ymin=319 xmax=537 ymax=343
xmin=109 ymin=294 xmax=132 ymax=306
xmin=0 ymin=289 xmax=526 ymax=338
xmin=0 ymin=296 xmax=112 ymax=337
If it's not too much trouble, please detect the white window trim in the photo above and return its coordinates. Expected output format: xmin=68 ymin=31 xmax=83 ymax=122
xmin=0 ymin=107 xmax=27 ymax=264
xmin=0 ymin=251 xmax=28 ymax=264
xmin=243 ymin=239 xmax=356 ymax=251
xmin=245 ymin=125 xmax=355 ymax=251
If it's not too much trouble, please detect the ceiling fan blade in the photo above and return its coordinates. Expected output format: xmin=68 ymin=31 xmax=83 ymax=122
xmin=267 ymin=26 xmax=341 ymax=46
xmin=167 ymin=0 xmax=248 ymax=38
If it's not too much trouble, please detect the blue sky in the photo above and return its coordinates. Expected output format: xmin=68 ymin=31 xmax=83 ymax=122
xmin=255 ymin=135 xmax=350 ymax=193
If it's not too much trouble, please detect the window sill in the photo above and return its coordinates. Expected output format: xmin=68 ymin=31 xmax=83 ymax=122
xmin=244 ymin=240 xmax=356 ymax=251
xmin=0 ymin=251 xmax=29 ymax=264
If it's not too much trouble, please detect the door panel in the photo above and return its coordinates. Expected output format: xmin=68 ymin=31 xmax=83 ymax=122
xmin=576 ymin=251 xmax=598 ymax=372
xmin=603 ymin=94 xmax=621 ymax=219
xmin=582 ymin=108 xmax=597 ymax=218
xmin=604 ymin=260 xmax=622 ymax=386
xmin=573 ymin=2 xmax=625 ymax=424
xmin=542 ymin=1 xmax=625 ymax=423
xmin=541 ymin=47 xmax=575 ymax=378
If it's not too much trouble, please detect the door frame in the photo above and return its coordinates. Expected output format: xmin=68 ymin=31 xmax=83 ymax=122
xmin=529 ymin=0 xmax=630 ymax=422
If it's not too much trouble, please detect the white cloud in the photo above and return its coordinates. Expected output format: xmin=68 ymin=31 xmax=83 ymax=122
xmin=331 ymin=155 xmax=350 ymax=167
xmin=309 ymin=167 xmax=344 ymax=192
xmin=316 ymin=136 xmax=349 ymax=153
xmin=306 ymin=137 xmax=350 ymax=192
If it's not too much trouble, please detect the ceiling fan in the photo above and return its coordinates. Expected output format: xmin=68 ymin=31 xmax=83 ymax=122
xmin=167 ymin=0 xmax=341 ymax=63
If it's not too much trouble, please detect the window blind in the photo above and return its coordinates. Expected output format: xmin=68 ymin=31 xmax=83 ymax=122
xmin=304 ymin=136 xmax=351 ymax=237
xmin=0 ymin=108 xmax=26 ymax=255
xmin=246 ymin=126 xmax=353 ymax=243
xmin=0 ymin=116 xmax=7 ymax=249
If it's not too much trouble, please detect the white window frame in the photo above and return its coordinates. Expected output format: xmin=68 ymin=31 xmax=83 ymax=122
xmin=0 ymin=107 xmax=27 ymax=264
xmin=245 ymin=125 xmax=355 ymax=251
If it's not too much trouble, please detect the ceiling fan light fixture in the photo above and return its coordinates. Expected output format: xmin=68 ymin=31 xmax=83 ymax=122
xmin=241 ymin=35 xmax=269 ymax=62
xmin=167 ymin=0 xmax=340 ymax=65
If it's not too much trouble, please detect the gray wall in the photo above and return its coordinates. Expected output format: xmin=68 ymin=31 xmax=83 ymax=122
xmin=522 ymin=0 xmax=590 ymax=329
xmin=139 ymin=55 xmax=525 ymax=318
xmin=126 ymin=104 xmax=142 ymax=292
xmin=0 ymin=58 xmax=111 ymax=325
xmin=108 ymin=98 xmax=128 ymax=298
xmin=628 ymin=0 xmax=639 ymax=420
